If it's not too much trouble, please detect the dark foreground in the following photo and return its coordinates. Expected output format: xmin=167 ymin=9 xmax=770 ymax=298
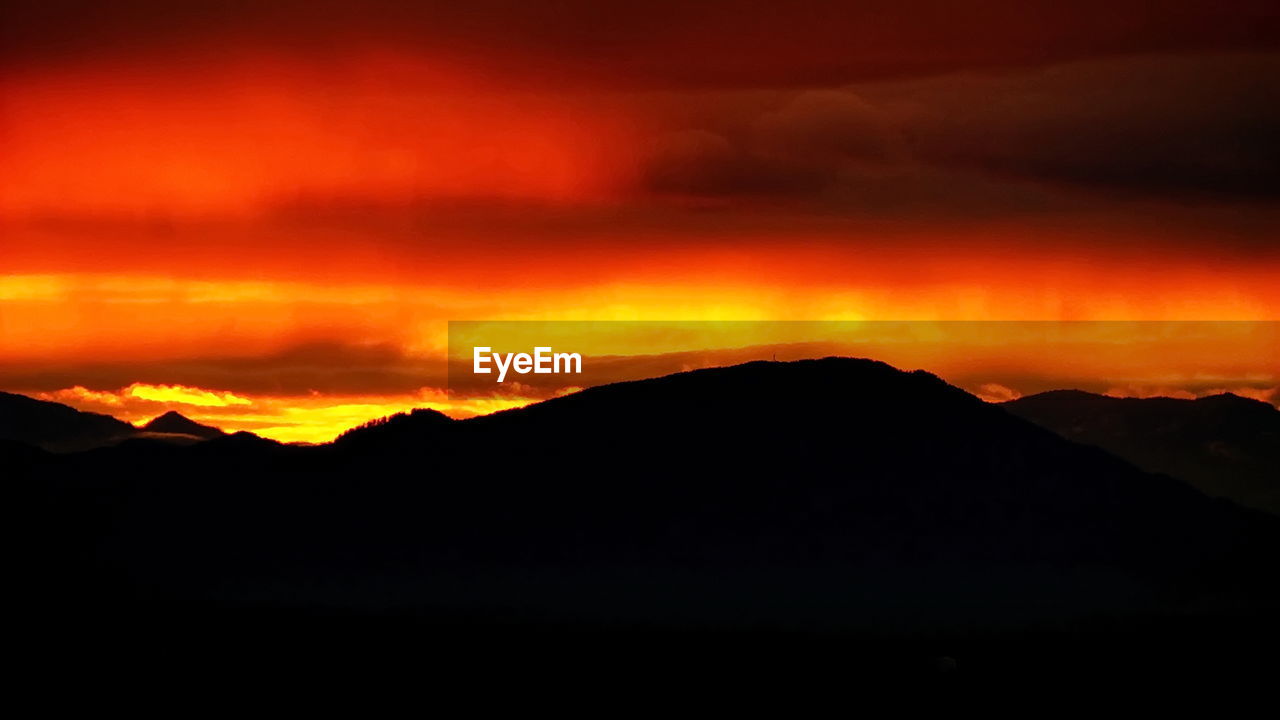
xmin=13 ymin=359 xmax=1280 ymax=686
xmin=28 ymin=605 xmax=1280 ymax=686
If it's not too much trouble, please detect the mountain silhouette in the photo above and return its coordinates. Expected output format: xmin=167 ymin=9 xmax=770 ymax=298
xmin=334 ymin=407 xmax=452 ymax=450
xmin=1005 ymin=390 xmax=1280 ymax=514
xmin=0 ymin=391 xmax=242 ymax=451
xmin=140 ymin=411 xmax=227 ymax=440
xmin=17 ymin=359 xmax=1280 ymax=678
xmin=0 ymin=390 xmax=135 ymax=452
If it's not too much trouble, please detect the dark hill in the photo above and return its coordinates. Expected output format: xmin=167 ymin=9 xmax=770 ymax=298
xmin=0 ymin=390 xmax=136 ymax=452
xmin=1005 ymin=390 xmax=1280 ymax=514
xmin=21 ymin=359 xmax=1280 ymax=677
xmin=0 ymin=392 xmax=241 ymax=451
xmin=140 ymin=411 xmax=227 ymax=440
xmin=334 ymin=407 xmax=453 ymax=450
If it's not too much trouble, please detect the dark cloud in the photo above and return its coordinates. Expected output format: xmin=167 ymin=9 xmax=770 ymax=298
xmin=644 ymin=93 xmax=908 ymax=199
xmin=0 ymin=342 xmax=443 ymax=396
xmin=4 ymin=1 xmax=1278 ymax=86
xmin=755 ymin=91 xmax=907 ymax=165
xmin=902 ymin=53 xmax=1280 ymax=199
xmin=637 ymin=53 xmax=1280 ymax=205
xmin=644 ymin=130 xmax=829 ymax=199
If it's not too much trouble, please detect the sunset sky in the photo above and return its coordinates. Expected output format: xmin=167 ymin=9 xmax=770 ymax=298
xmin=2 ymin=1 xmax=1278 ymax=442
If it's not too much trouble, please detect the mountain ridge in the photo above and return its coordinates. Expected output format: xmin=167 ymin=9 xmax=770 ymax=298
xmin=0 ymin=391 xmax=242 ymax=451
xmin=0 ymin=390 xmax=136 ymax=452
xmin=1005 ymin=388 xmax=1280 ymax=514
xmin=140 ymin=410 xmax=227 ymax=440
xmin=23 ymin=358 xmax=1277 ymax=639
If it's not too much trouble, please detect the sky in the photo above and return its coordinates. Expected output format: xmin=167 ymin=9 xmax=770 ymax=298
xmin=2 ymin=1 xmax=1278 ymax=441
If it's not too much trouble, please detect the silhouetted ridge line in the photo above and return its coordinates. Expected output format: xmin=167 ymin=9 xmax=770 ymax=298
xmin=18 ymin=358 xmax=1280 ymax=643
xmin=1005 ymin=389 xmax=1280 ymax=514
xmin=141 ymin=411 xmax=227 ymax=440
xmin=334 ymin=408 xmax=453 ymax=447
xmin=0 ymin=390 xmax=135 ymax=452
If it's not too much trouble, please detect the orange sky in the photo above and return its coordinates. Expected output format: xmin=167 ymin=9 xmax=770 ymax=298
xmin=3 ymin=3 xmax=1278 ymax=441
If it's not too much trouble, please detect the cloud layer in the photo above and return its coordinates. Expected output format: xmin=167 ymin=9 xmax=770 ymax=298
xmin=640 ymin=54 xmax=1280 ymax=206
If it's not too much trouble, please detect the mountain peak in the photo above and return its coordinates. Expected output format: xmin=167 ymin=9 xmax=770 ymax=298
xmin=141 ymin=411 xmax=226 ymax=439
xmin=1196 ymin=392 xmax=1277 ymax=411
xmin=334 ymin=407 xmax=454 ymax=447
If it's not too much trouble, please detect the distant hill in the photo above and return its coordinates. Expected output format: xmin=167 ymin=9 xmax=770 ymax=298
xmin=0 ymin=391 xmax=136 ymax=452
xmin=1004 ymin=390 xmax=1280 ymax=514
xmin=334 ymin=408 xmax=452 ymax=450
xmin=24 ymin=358 xmax=1280 ymax=647
xmin=0 ymin=391 xmax=243 ymax=451
xmin=140 ymin=411 xmax=227 ymax=440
